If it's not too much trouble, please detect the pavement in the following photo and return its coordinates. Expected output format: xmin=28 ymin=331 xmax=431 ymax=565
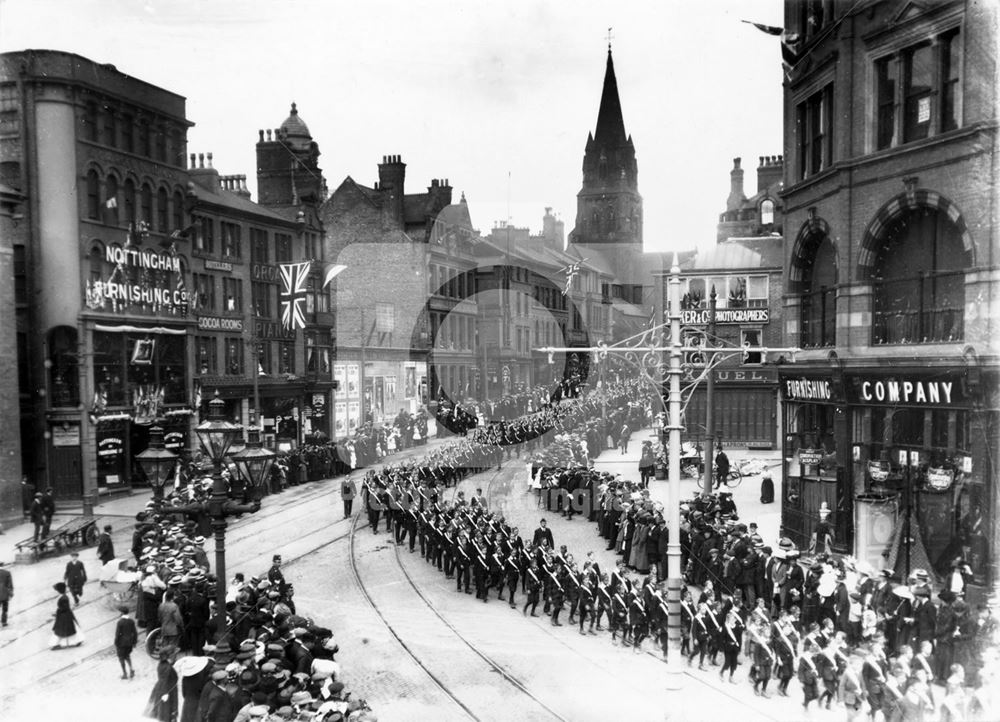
xmin=0 ymin=424 xmax=854 ymax=722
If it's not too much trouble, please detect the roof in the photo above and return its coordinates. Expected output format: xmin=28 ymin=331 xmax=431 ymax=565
xmin=188 ymin=183 xmax=290 ymax=223
xmin=683 ymin=237 xmax=783 ymax=272
xmin=280 ymin=103 xmax=310 ymax=139
xmin=593 ymin=49 xmax=628 ymax=147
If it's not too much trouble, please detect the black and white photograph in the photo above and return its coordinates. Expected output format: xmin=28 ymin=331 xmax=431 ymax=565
xmin=0 ymin=1 xmax=997 ymax=720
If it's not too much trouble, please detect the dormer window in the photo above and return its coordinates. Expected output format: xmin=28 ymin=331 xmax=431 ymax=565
xmin=760 ymin=199 xmax=775 ymax=225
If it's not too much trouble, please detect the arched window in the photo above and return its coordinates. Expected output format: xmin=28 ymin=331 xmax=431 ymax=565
xmin=104 ymin=175 xmax=119 ymax=224
xmin=172 ymin=190 xmax=185 ymax=232
xmin=156 ymin=187 xmax=168 ymax=232
xmin=86 ymin=170 xmax=100 ymax=219
xmin=872 ymin=206 xmax=968 ymax=344
xmin=760 ymin=199 xmax=775 ymax=225
xmin=140 ymin=183 xmax=152 ymax=226
xmin=123 ymin=179 xmax=136 ymax=226
xmin=799 ymin=233 xmax=837 ymax=348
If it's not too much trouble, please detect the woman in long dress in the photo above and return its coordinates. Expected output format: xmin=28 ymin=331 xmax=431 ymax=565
xmin=144 ymin=652 xmax=179 ymax=722
xmin=51 ymin=581 xmax=83 ymax=649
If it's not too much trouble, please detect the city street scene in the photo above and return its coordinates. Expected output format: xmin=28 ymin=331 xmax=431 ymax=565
xmin=0 ymin=1 xmax=998 ymax=721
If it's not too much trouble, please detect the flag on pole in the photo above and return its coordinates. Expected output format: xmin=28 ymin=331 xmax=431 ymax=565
xmin=279 ymin=261 xmax=311 ymax=330
xmin=743 ymin=19 xmax=802 ymax=79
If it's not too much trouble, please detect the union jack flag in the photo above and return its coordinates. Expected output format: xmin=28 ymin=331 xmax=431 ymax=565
xmin=279 ymin=261 xmax=311 ymax=330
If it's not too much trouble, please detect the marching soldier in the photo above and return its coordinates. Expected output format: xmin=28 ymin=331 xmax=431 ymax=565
xmin=610 ymin=587 xmax=629 ymax=646
xmin=455 ymin=533 xmax=472 ymax=594
xmin=501 ymin=553 xmax=519 ymax=609
xmin=523 ymin=563 xmax=541 ymax=617
xmin=472 ymin=535 xmax=489 ymax=601
xmin=772 ymin=611 xmax=797 ymax=697
xmin=629 ymin=590 xmax=648 ymax=651
xmin=547 ymin=567 xmax=565 ymax=626
xmin=651 ymin=588 xmax=670 ymax=659
xmin=577 ymin=578 xmax=596 ymax=635
xmin=594 ymin=574 xmax=612 ymax=632
xmin=688 ymin=601 xmax=711 ymax=669
xmin=679 ymin=588 xmax=695 ymax=656
xmin=748 ymin=622 xmax=775 ymax=697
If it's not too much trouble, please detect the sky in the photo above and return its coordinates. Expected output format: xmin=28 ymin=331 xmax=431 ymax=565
xmin=0 ymin=0 xmax=784 ymax=254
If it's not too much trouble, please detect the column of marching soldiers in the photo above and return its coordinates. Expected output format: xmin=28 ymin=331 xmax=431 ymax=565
xmin=355 ymin=380 xmax=672 ymax=655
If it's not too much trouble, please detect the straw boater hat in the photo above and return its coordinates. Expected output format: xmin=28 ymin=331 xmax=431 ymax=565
xmin=818 ymin=502 xmax=832 ymax=518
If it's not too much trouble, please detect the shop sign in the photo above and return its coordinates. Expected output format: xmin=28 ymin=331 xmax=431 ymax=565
xmin=51 ymin=424 xmax=80 ymax=447
xmin=254 ymin=320 xmax=295 ymax=340
xmin=854 ymin=377 xmax=961 ymax=407
xmin=925 ymin=467 xmax=954 ymax=491
xmin=204 ymin=260 xmax=233 ymax=272
xmin=868 ymin=460 xmax=890 ymax=483
xmin=714 ymin=369 xmax=777 ymax=384
xmin=681 ymin=307 xmax=769 ymax=325
xmin=85 ymin=245 xmax=187 ymax=314
xmin=98 ymin=436 xmax=124 ymax=458
xmin=252 ymin=263 xmax=280 ymax=283
xmin=798 ymin=448 xmax=823 ymax=466
xmin=164 ymin=431 xmax=185 ymax=451
xmin=198 ymin=315 xmax=244 ymax=332
xmin=107 ymin=246 xmax=181 ymax=273
xmin=784 ymin=377 xmax=833 ymax=401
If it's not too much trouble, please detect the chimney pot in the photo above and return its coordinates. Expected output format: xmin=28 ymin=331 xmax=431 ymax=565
xmin=207 ymin=152 xmax=213 ymax=169
xmin=733 ymin=157 xmax=742 ymax=169
xmin=189 ymin=153 xmax=196 ymax=169
xmin=198 ymin=153 xmax=205 ymax=169
xmin=258 ymin=129 xmax=264 ymax=142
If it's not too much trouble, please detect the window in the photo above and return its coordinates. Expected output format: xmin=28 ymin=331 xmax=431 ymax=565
xmin=154 ymin=129 xmax=166 ymax=163
xmin=741 ymin=329 xmax=762 ymax=365
xmin=250 ymin=228 xmax=268 ymax=263
xmin=196 ymin=336 xmax=216 ymax=375
xmin=123 ymin=180 xmax=136 ymax=226
xmin=83 ymin=102 xmax=99 ymax=142
xmin=196 ymin=216 xmax=214 ymax=254
xmin=903 ymin=42 xmax=933 ymax=142
xmin=799 ymin=0 xmax=826 ymax=39
xmin=278 ymin=341 xmax=295 ymax=374
xmin=255 ymin=341 xmax=272 ymax=375
xmin=140 ymin=184 xmax=152 ymax=226
xmin=252 ymin=281 xmax=271 ymax=317
xmin=760 ymin=199 xmax=775 ymax=226
xmin=306 ymin=333 xmax=317 ymax=372
xmin=105 ymin=176 xmax=119 ymax=224
xmin=121 ymin=114 xmax=134 ymax=153
xmin=307 ymin=232 xmax=322 ymax=260
xmin=875 ymin=56 xmax=898 ymax=149
xmin=193 ymin=273 xmax=215 ymax=311
xmin=275 ymin=233 xmax=292 ymax=262
xmin=872 ymin=206 xmax=968 ymax=344
xmin=800 ymin=234 xmax=837 ymax=348
xmin=156 ymin=188 xmax=168 ymax=232
xmin=86 ymin=170 xmax=100 ymax=219
xmin=796 ymin=85 xmax=833 ymax=179
xmin=102 ymin=106 xmax=116 ymax=147
xmin=221 ymin=222 xmax=241 ymax=259
xmin=874 ymin=29 xmax=962 ymax=150
xmin=941 ymin=30 xmax=961 ymax=132
xmin=224 ymin=337 xmax=244 ymax=375
xmin=138 ymin=120 xmax=150 ymax=157
xmin=223 ymin=277 xmax=243 ymax=312
xmin=172 ymin=191 xmax=184 ymax=233
xmin=747 ymin=275 xmax=768 ymax=307
xmin=376 ymin=302 xmax=394 ymax=333
xmin=13 ymin=244 xmax=26 ymax=304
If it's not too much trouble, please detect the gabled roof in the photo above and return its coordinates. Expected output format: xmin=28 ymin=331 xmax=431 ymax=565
xmin=331 ymin=176 xmax=383 ymax=208
xmin=188 ymin=183 xmax=290 ymax=223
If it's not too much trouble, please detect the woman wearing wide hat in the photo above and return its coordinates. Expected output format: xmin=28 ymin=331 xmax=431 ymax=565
xmin=50 ymin=581 xmax=83 ymax=649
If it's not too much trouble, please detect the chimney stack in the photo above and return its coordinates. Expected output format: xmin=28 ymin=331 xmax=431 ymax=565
xmin=377 ymin=154 xmax=406 ymax=227
xmin=726 ymin=157 xmax=746 ymax=212
xmin=756 ymin=154 xmax=784 ymax=194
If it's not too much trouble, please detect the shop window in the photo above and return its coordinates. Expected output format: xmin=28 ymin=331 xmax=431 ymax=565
xmin=224 ymin=337 xmax=243 ymax=375
xmin=92 ymin=331 xmax=185 ymax=408
xmin=890 ymin=408 xmax=923 ymax=447
xmin=872 ymin=206 xmax=968 ymax=345
xmin=683 ymin=278 xmax=705 ymax=309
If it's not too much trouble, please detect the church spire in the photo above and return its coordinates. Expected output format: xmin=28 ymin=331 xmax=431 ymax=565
xmin=593 ymin=48 xmax=627 ymax=146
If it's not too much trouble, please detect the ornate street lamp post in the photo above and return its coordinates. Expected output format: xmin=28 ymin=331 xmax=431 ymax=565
xmin=232 ymin=414 xmax=276 ymax=503
xmin=136 ymin=425 xmax=178 ymax=507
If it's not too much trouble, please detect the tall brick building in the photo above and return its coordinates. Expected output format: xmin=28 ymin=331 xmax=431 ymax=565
xmin=776 ymin=0 xmax=998 ymax=595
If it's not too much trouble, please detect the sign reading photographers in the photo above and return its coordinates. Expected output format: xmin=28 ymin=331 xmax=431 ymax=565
xmin=681 ymin=307 xmax=769 ymax=325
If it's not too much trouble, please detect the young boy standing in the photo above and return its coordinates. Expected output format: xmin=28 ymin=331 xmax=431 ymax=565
xmin=114 ymin=605 xmax=138 ymax=679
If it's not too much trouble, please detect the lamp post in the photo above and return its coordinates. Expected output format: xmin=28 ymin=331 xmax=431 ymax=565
xmin=232 ymin=414 xmax=276 ymax=503
xmin=136 ymin=425 xmax=178 ymax=507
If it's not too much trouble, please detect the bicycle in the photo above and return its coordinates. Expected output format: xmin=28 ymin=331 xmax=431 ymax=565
xmin=713 ymin=465 xmax=742 ymax=489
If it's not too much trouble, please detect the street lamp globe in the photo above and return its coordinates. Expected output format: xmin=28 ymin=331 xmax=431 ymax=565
xmin=195 ymin=391 xmax=242 ymax=464
xmin=136 ymin=425 xmax=178 ymax=499
xmin=232 ymin=422 xmax=275 ymax=501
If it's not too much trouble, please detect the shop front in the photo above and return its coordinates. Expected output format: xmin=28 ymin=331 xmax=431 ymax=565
xmin=780 ymin=366 xmax=996 ymax=591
